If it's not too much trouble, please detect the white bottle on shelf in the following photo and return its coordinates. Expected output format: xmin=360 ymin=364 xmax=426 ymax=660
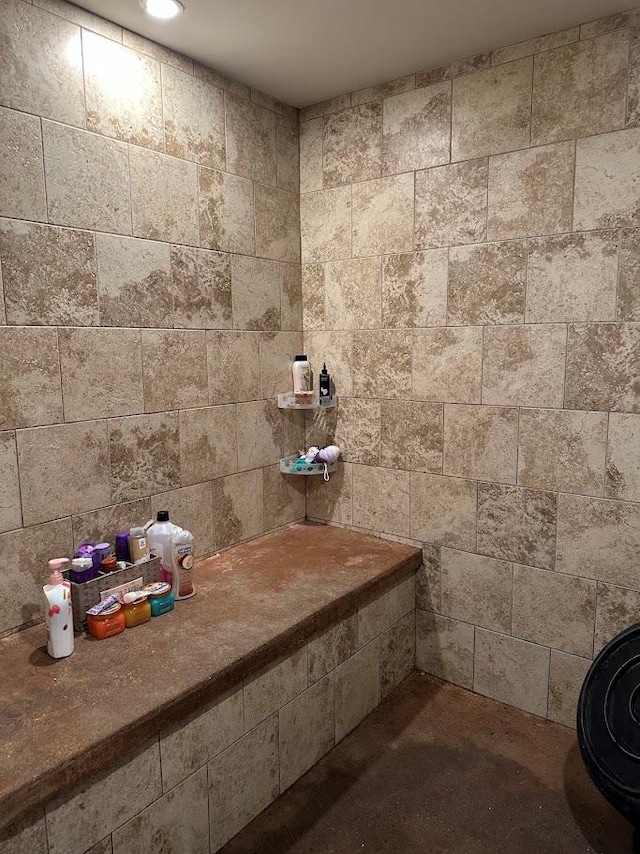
xmin=43 ymin=558 xmax=74 ymax=659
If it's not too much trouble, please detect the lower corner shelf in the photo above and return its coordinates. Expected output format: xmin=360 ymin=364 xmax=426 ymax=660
xmin=279 ymin=455 xmax=338 ymax=476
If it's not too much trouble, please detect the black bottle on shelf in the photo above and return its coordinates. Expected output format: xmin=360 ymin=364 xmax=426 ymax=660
xmin=319 ymin=362 xmax=331 ymax=401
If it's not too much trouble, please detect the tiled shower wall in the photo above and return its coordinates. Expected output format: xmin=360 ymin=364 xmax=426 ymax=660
xmin=0 ymin=0 xmax=304 ymax=637
xmin=302 ymin=7 xmax=640 ymax=727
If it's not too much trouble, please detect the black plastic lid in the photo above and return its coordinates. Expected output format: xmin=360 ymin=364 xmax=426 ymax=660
xmin=156 ymin=510 xmax=170 ymax=522
xmin=294 ymin=355 xmax=307 ymax=361
xmin=320 ymin=362 xmax=328 ymax=374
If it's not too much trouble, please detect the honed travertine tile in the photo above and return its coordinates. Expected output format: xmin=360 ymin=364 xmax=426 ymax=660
xmin=151 ymin=482 xmax=215 ymax=557
xmin=129 ymin=148 xmax=199 ymax=246
xmin=96 ymin=234 xmax=172 ymax=328
xmin=308 ymin=397 xmax=380 ymax=464
xmin=417 ymin=52 xmax=492 ymax=87
xmin=283 ymin=401 xmax=305 ymax=457
xmin=0 ymin=432 xmax=20 ymax=533
xmin=574 ymin=128 xmax=640 ymax=230
xmin=383 ymin=83 xmax=451 ymax=174
xmin=444 ymin=404 xmax=518 ymax=484
xmin=300 ymin=94 xmax=351 ymax=122
xmin=415 ymin=158 xmax=488 ymax=249
xmin=512 ymin=565 xmax=596 ymax=657
xmin=0 ymin=267 xmax=5 ymax=326
xmin=59 ymin=328 xmax=143 ymax=421
xmin=0 ymin=0 xmax=84 ymax=126
xmin=306 ymin=461 xmax=353 ymax=525
xmin=352 ymin=464 xmax=410 ymax=537
xmin=413 ymin=327 xmax=482 ymax=404
xmin=628 ymin=64 xmax=640 ymax=127
xmin=71 ymin=498 xmax=151 ymax=553
xmin=226 ymin=94 xmax=276 ymax=184
xmin=526 ymin=231 xmax=619 ymax=322
xmin=206 ymin=331 xmax=260 ymax=403
xmin=17 ymin=420 xmax=110 ymax=526
xmin=112 ymin=767 xmax=208 ymax=854
xmin=448 ymin=241 xmax=526 ymax=324
xmin=482 ymin=323 xmax=567 ymax=407
xmin=357 ymin=575 xmax=415 ymax=648
xmin=379 ymin=400 xmax=443 ymax=472
xmin=352 ymin=74 xmax=415 ymax=106
xmin=557 ymin=493 xmax=640 ymax=588
xmin=325 ymin=257 xmax=381 ymax=329
xmin=171 ymin=245 xmax=232 ymax=329
xmin=276 ymin=114 xmax=299 ymax=193
xmin=109 ymin=413 xmax=180 ymax=502
xmin=213 ymin=469 xmax=263 ymax=549
xmin=595 ymin=583 xmax=640 ymax=653
xmin=548 ymin=651 xmax=590 ymax=728
xmin=304 ymin=331 xmax=353 ymax=395
xmin=281 ymin=263 xmax=302 ymax=331
xmin=237 ymin=400 xmax=282 ymax=471
xmin=414 ymin=547 xmax=443 ymax=611
xmin=193 ymin=63 xmax=249 ymax=99
xmin=380 ymin=611 xmax=415 ymax=697
xmin=162 ymin=64 xmax=225 ymax=169
xmin=279 ymin=676 xmax=334 ymax=791
xmin=42 ymin=122 xmax=131 ymax=233
xmin=142 ymin=330 xmax=207 ymax=412
xmin=122 ymin=30 xmax=192 ymax=73
xmin=352 ymin=329 xmax=411 ymax=399
xmin=335 ymin=638 xmax=381 ymax=741
xmin=301 ymin=264 xmax=325 ymax=330
xmin=617 ymin=230 xmax=640 ymax=320
xmin=245 ymin=649 xmax=307 ymax=733
xmin=492 ymin=27 xmax=580 ymax=65
xmin=0 ymin=220 xmax=98 ymax=326
xmin=34 ymin=0 xmax=122 ymax=41
xmin=83 ymin=32 xmax=162 ymax=149
xmin=606 ymin=413 xmax=640 ymax=501
xmin=199 ymin=168 xmax=255 ymax=256
xmin=452 ymin=58 xmax=532 ymax=161
xmin=382 ymin=250 xmax=448 ymax=328
xmin=352 ymin=174 xmax=414 ymax=256
xmin=255 ymin=184 xmax=300 ymax=263
xmin=85 ymin=837 xmax=112 ymax=854
xmin=308 ymin=613 xmax=358 ymax=683
xmin=565 ymin=322 xmax=640 ymax=412
xmin=208 ymin=716 xmax=279 ymax=852
xmin=300 ymin=117 xmax=323 ymax=193
xmin=251 ymin=89 xmax=296 ymax=119
xmin=0 ymin=809 xmax=47 ymax=854
xmin=488 ymin=142 xmax=575 ymax=240
xmin=411 ymin=472 xmax=477 ymax=550
xmin=231 ymin=255 xmax=281 ymax=331
xmin=474 ymin=628 xmax=550 ymax=716
xmin=323 ymin=102 xmax=382 ymax=187
xmin=262 ymin=463 xmax=305 ymax=529
xmin=179 ymin=405 xmax=237 ymax=485
xmin=477 ymin=483 xmax=557 ymax=570
xmin=0 ymin=107 xmax=46 ymax=221
xmin=581 ymin=8 xmax=640 ymax=39
xmin=442 ymin=549 xmax=512 ymax=633
xmin=0 ymin=328 xmax=62 ymax=429
xmin=259 ymin=331 xmax=303 ymax=398
xmin=300 ymin=187 xmax=351 ymax=263
xmin=518 ymin=409 xmax=607 ymax=495
xmin=416 ymin=610 xmax=474 ymax=689
xmin=46 ymin=740 xmax=161 ymax=854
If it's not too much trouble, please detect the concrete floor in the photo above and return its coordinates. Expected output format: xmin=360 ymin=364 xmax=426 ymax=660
xmin=221 ymin=673 xmax=632 ymax=854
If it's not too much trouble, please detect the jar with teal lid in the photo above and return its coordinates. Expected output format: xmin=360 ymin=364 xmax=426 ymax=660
xmin=142 ymin=581 xmax=175 ymax=616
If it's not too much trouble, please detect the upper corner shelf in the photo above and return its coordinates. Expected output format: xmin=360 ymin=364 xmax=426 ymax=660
xmin=277 ymin=392 xmax=338 ymax=410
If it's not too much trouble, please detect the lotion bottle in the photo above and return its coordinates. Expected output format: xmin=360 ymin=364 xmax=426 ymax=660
xmin=171 ymin=529 xmax=196 ymax=600
xmin=147 ymin=511 xmax=182 ymax=584
xmin=44 ymin=558 xmax=74 ymax=659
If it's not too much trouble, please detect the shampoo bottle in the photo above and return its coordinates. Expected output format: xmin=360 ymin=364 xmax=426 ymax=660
xmin=44 ymin=558 xmax=74 ymax=659
xmin=171 ymin=529 xmax=196 ymax=600
xmin=147 ymin=511 xmax=182 ymax=584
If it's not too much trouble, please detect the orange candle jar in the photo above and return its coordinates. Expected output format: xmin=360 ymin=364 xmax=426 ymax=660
xmin=86 ymin=600 xmax=126 ymax=639
xmin=122 ymin=592 xmax=151 ymax=628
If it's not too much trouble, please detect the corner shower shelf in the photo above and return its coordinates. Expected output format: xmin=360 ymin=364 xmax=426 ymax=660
xmin=277 ymin=392 xmax=338 ymax=410
xmin=279 ymin=455 xmax=338 ymax=476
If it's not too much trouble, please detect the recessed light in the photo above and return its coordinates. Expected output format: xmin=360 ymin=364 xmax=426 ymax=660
xmin=140 ymin=0 xmax=185 ymax=20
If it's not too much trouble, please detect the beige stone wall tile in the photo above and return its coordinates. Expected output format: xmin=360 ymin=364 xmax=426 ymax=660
xmin=574 ymin=128 xmax=640 ymax=230
xmin=441 ymin=548 xmax=512 ymax=633
xmin=226 ymin=94 xmax=276 ymax=184
xmin=59 ymin=327 xmax=143 ymax=421
xmin=595 ymin=583 xmax=640 ymax=653
xmin=45 ymin=740 xmax=161 ymax=854
xmin=565 ymin=322 xmax=640 ymax=412
xmin=308 ymin=398 xmax=379 ymax=465
xmin=617 ymin=228 xmax=640 ymax=321
xmin=518 ymin=408 xmax=607 ymax=495
xmin=0 ymin=0 xmax=84 ymax=126
xmin=357 ymin=575 xmax=415 ymax=647
xmin=276 ymin=114 xmax=299 ymax=193
xmin=255 ymin=184 xmax=300 ymax=263
xmin=83 ymin=32 xmax=163 ymax=150
xmin=109 ymin=413 xmax=180 ymax=502
xmin=300 ymin=94 xmax=351 ymax=122
xmin=96 ymin=234 xmax=172 ymax=328
xmin=0 ymin=266 xmax=5 ymax=326
xmin=245 ymin=648 xmax=308 ymax=730
xmin=448 ymin=241 xmax=526 ymax=324
xmin=306 ymin=461 xmax=353 ymax=525
xmin=71 ymin=498 xmax=151 ymax=553
xmin=548 ymin=650 xmax=590 ymax=728
xmin=171 ymin=245 xmax=232 ymax=329
xmin=352 ymin=173 xmax=414 ymax=256
xmin=379 ymin=400 xmax=443 ymax=472
xmin=474 ymin=628 xmax=550 ymax=716
xmin=0 ymin=809 xmax=47 ymax=854
xmin=193 ymin=63 xmax=250 ymax=99
xmin=0 ymin=107 xmax=47 ymax=222
xmin=452 ymin=58 xmax=533 ymax=161
xmin=141 ymin=329 xmax=207 ymax=412
xmin=606 ymin=412 xmax=640 ymax=501
xmin=85 ymin=838 xmax=112 ymax=854
xmin=308 ymin=612 xmax=358 ymax=683
xmin=416 ymin=545 xmax=441 ymax=612
xmin=0 ymin=431 xmax=21 ymax=534
xmin=352 ymin=329 xmax=411 ymax=399
xmin=380 ymin=610 xmax=415 ymax=697
xmin=281 ymin=263 xmax=302 ymax=332
xmin=581 ymin=9 xmax=640 ymax=39
xmin=443 ymin=404 xmax=519 ymax=484
xmin=259 ymin=331 xmax=303 ymax=398
xmin=162 ymin=64 xmax=225 ymax=169
xmin=352 ymin=74 xmax=415 ymax=106
xmin=279 ymin=675 xmax=335 ymax=791
xmin=487 ymin=142 xmax=575 ymax=240
xmin=122 ymin=30 xmax=193 ymax=74
xmin=206 ymin=331 xmax=260 ymax=404
xmin=410 ymin=472 xmax=477 ymax=550
xmin=512 ymin=564 xmax=596 ymax=657
xmin=34 ymin=0 xmax=122 ymax=41
xmin=415 ymin=158 xmax=488 ymax=249
xmin=213 ymin=468 xmax=264 ymax=549
xmin=42 ymin=121 xmax=131 ymax=233
xmin=0 ymin=220 xmax=98 ymax=326
xmin=526 ymin=231 xmax=619 ymax=322
xmin=382 ymin=249 xmax=448 ymax=328
xmin=179 ymin=405 xmax=237 ymax=485
xmin=300 ymin=186 xmax=352 ymax=263
xmin=300 ymin=117 xmax=323 ymax=194
xmin=231 ymin=255 xmax=281 ymax=331
xmin=323 ymin=102 xmax=382 ymax=187
xmin=237 ymin=400 xmax=282 ymax=471
xmin=416 ymin=52 xmax=492 ymax=88
xmin=251 ymin=89 xmax=297 ymax=120
xmin=352 ymin=464 xmax=410 ymax=537
xmin=129 ymin=148 xmax=199 ymax=246
xmin=383 ymin=82 xmax=451 ymax=174
xmin=492 ymin=27 xmax=580 ymax=65
xmin=304 ymin=331 xmax=353 ymax=395
xmin=301 ymin=264 xmax=326 ymax=330
xmin=208 ymin=716 xmax=279 ymax=851
xmin=412 ymin=326 xmax=482 ymax=404
xmin=0 ymin=327 xmax=62 ymax=429
xmin=416 ymin=609 xmax=474 ymax=689
xmin=199 ymin=167 xmax=255 ymax=255
xmin=628 ymin=64 xmax=640 ymax=127
xmin=151 ymin=482 xmax=215 ymax=556
xmin=263 ymin=463 xmax=305 ymax=529
xmin=335 ymin=637 xmax=381 ymax=741
xmin=325 ymin=256 xmax=381 ymax=329
xmin=557 ymin=493 xmax=640 ymax=588
xmin=477 ymin=483 xmax=557 ymax=570
xmin=482 ymin=323 xmax=567 ymax=408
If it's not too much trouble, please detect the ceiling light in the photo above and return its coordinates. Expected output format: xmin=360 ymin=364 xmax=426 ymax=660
xmin=140 ymin=0 xmax=185 ymax=20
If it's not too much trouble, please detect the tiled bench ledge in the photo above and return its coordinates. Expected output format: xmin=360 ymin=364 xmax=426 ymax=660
xmin=0 ymin=522 xmax=420 ymax=853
